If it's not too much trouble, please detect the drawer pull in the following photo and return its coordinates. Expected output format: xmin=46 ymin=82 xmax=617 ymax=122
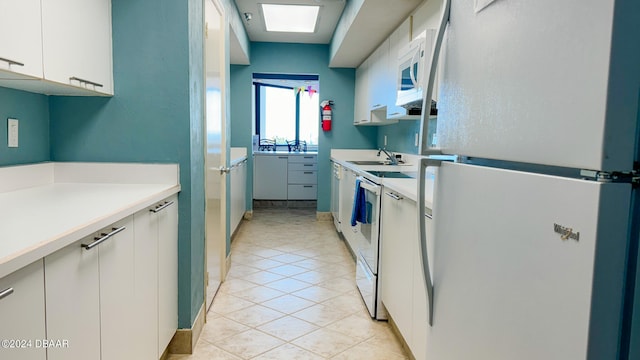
xmin=150 ymin=201 xmax=174 ymax=213
xmin=82 ymin=226 xmax=126 ymax=250
xmin=0 ymin=57 xmax=24 ymax=67
xmin=304 ymin=156 xmax=314 ymax=159
xmin=303 ymin=185 xmax=313 ymax=188
xmin=384 ymin=192 xmax=403 ymax=200
xmin=69 ymin=76 xmax=104 ymax=88
xmin=0 ymin=287 xmax=14 ymax=300
xmin=304 ymin=171 xmax=314 ymax=174
xmin=278 ymin=156 xmax=288 ymax=159
xmin=303 ymin=164 xmax=313 ymax=167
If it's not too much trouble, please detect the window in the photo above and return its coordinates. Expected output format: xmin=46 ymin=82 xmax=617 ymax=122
xmin=254 ymin=73 xmax=319 ymax=151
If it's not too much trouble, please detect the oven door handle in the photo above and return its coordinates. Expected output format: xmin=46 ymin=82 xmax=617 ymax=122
xmin=357 ymin=177 xmax=380 ymax=195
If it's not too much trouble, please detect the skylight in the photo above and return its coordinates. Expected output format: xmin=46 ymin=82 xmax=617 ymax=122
xmin=261 ymin=4 xmax=319 ymax=33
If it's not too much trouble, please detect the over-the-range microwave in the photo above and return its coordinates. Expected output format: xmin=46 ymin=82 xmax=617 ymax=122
xmin=396 ymin=30 xmax=436 ymax=113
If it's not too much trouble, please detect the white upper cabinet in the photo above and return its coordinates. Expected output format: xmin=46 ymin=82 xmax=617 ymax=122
xmin=42 ymin=0 xmax=113 ymax=95
xmin=354 ymin=39 xmax=398 ymax=126
xmin=353 ymin=58 xmax=369 ymax=124
xmin=386 ymin=20 xmax=415 ymax=119
xmin=369 ymin=39 xmax=389 ymax=110
xmin=0 ymin=0 xmax=43 ymax=80
xmin=0 ymin=0 xmax=113 ymax=96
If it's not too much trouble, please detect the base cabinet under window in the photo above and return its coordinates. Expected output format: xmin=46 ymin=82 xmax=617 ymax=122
xmin=253 ymin=154 xmax=317 ymax=200
xmin=254 ymin=155 xmax=288 ymax=200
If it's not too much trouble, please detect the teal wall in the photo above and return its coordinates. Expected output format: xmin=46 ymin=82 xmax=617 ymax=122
xmin=376 ymin=120 xmax=420 ymax=155
xmin=230 ymin=42 xmax=377 ymax=212
xmin=49 ymin=0 xmax=205 ymax=329
xmin=0 ymin=88 xmax=50 ymax=166
xmin=376 ymin=116 xmax=437 ymax=155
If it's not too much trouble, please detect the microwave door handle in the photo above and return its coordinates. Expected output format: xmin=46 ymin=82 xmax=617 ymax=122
xmin=418 ymin=0 xmax=451 ymax=156
xmin=409 ymin=48 xmax=420 ymax=88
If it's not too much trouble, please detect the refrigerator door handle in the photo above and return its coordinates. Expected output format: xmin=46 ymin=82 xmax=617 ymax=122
xmin=418 ymin=0 xmax=451 ymax=155
xmin=418 ymin=158 xmax=445 ymax=326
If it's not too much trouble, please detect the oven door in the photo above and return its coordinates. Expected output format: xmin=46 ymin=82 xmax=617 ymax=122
xmin=355 ymin=176 xmax=382 ymax=274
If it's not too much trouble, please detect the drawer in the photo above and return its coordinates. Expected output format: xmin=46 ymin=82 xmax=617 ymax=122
xmin=289 ymin=163 xmax=318 ymax=171
xmin=288 ymin=184 xmax=317 ymax=200
xmin=288 ymin=155 xmax=317 ymax=163
xmin=288 ymin=170 xmax=317 ymax=184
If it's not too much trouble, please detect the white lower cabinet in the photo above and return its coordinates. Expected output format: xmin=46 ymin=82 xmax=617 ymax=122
xmin=44 ymin=195 xmax=178 ymax=360
xmin=98 ymin=217 xmax=136 ymax=360
xmin=230 ymin=160 xmax=247 ymax=233
xmin=133 ymin=207 xmax=160 ymax=360
xmin=134 ymin=195 xmax=178 ymax=358
xmin=380 ymin=191 xmax=416 ymax=344
xmin=254 ymin=154 xmax=318 ymax=200
xmin=0 ymin=260 xmax=46 ymax=360
xmin=45 ymin=216 xmax=133 ymax=360
xmin=254 ymin=155 xmax=288 ymax=200
xmin=380 ymin=190 xmax=432 ymax=360
xmin=157 ymin=196 xmax=179 ymax=356
xmin=411 ymin=214 xmax=432 ymax=360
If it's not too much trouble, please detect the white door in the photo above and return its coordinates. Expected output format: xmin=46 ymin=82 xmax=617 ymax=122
xmin=426 ymin=162 xmax=631 ymax=359
xmin=205 ymin=0 xmax=230 ymax=311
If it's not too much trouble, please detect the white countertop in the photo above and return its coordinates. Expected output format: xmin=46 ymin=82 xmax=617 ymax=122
xmin=0 ymin=162 xmax=180 ymax=279
xmin=330 ymin=149 xmax=435 ymax=209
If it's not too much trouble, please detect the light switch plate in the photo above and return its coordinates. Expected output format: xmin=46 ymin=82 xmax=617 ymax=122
xmin=8 ymin=118 xmax=18 ymax=147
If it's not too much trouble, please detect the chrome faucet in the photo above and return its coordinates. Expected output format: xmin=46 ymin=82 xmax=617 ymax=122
xmin=377 ymin=148 xmax=398 ymax=165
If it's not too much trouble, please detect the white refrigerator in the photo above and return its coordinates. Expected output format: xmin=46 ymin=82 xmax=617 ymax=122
xmin=416 ymin=0 xmax=640 ymax=359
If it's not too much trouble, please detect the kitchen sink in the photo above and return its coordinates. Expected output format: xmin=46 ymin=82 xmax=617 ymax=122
xmin=347 ymin=160 xmax=392 ymax=165
xmin=366 ymin=171 xmax=416 ymax=179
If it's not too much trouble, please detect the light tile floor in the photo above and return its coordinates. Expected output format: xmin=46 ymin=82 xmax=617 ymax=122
xmin=168 ymin=208 xmax=408 ymax=360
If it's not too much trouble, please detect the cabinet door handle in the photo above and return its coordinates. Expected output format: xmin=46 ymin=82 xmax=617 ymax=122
xmin=82 ymin=226 xmax=126 ymax=250
xmin=384 ymin=192 xmax=403 ymax=200
xmin=0 ymin=57 xmax=24 ymax=67
xmin=150 ymin=201 xmax=174 ymax=213
xmin=0 ymin=287 xmax=14 ymax=300
xmin=69 ymin=76 xmax=104 ymax=88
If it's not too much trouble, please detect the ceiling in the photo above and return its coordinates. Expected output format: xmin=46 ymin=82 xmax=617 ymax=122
xmin=232 ymin=0 xmax=424 ymax=67
xmin=234 ymin=0 xmax=346 ymax=44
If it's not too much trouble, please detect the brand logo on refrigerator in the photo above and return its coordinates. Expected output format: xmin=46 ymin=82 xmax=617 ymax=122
xmin=554 ymin=223 xmax=580 ymax=242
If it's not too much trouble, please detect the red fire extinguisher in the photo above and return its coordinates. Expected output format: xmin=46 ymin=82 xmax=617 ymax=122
xmin=321 ymin=100 xmax=333 ymax=131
